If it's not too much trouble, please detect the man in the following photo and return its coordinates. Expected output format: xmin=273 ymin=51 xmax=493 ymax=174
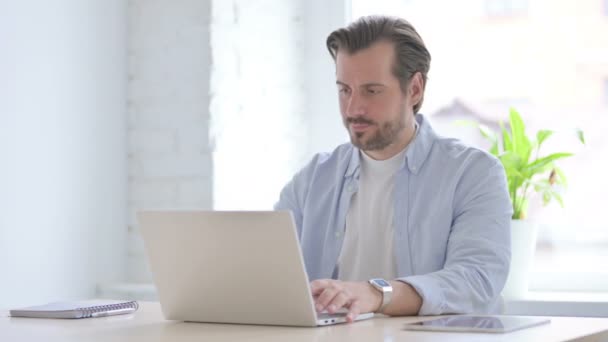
xmin=274 ymin=15 xmax=512 ymax=322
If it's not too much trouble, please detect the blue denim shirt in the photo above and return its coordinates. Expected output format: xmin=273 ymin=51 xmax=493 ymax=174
xmin=275 ymin=114 xmax=512 ymax=315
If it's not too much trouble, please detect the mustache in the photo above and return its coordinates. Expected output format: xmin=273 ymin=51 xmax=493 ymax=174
xmin=346 ymin=117 xmax=375 ymax=125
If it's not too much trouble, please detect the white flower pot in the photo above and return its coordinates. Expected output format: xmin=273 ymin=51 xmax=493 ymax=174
xmin=501 ymin=219 xmax=538 ymax=300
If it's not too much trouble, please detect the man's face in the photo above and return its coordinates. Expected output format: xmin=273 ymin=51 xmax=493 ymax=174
xmin=336 ymin=40 xmax=416 ymax=159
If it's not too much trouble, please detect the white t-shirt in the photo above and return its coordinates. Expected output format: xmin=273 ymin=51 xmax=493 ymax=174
xmin=337 ymin=146 xmax=408 ymax=281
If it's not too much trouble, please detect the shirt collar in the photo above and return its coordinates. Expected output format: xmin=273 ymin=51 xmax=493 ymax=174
xmin=345 ymin=113 xmax=436 ymax=177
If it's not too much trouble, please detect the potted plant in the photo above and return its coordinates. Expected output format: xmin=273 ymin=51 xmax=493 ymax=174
xmin=474 ymin=108 xmax=585 ymax=299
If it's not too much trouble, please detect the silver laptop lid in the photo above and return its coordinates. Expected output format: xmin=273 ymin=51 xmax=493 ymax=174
xmin=138 ymin=210 xmax=319 ymax=326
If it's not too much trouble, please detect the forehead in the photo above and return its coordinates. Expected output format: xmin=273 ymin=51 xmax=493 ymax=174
xmin=336 ymin=40 xmax=397 ymax=83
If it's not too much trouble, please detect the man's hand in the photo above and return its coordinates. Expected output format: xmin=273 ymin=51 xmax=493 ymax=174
xmin=310 ymin=279 xmax=382 ymax=323
xmin=311 ymin=279 xmax=423 ymax=321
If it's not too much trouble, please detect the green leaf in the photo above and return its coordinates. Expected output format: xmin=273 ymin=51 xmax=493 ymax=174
xmin=469 ymin=108 xmax=582 ymax=216
xmin=478 ymin=125 xmax=499 ymax=156
xmin=500 ymin=121 xmax=513 ymax=153
xmin=453 ymin=120 xmax=476 ymax=128
xmin=524 ymin=152 xmax=573 ymax=177
xmin=499 ymin=152 xmax=524 ymax=177
xmin=489 ymin=142 xmax=499 ymax=156
xmin=499 ymin=151 xmax=526 ymax=210
xmin=532 ymin=179 xmax=550 ymax=192
xmin=457 ymin=120 xmax=500 ymax=155
xmin=509 ymin=108 xmax=532 ymax=164
xmin=514 ymin=195 xmax=529 ymax=220
xmin=542 ymin=186 xmax=565 ymax=207
xmin=509 ymin=108 xmax=526 ymax=148
xmin=478 ymin=124 xmax=497 ymax=141
xmin=554 ymin=167 xmax=568 ymax=187
xmin=536 ymin=130 xmax=553 ymax=148
xmin=542 ymin=191 xmax=551 ymax=206
xmin=576 ymin=128 xmax=586 ymax=145
xmin=553 ymin=191 xmax=564 ymax=207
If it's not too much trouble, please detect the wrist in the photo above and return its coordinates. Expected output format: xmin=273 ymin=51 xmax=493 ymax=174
xmin=368 ymin=278 xmax=393 ymax=313
xmin=368 ymin=283 xmax=383 ymax=312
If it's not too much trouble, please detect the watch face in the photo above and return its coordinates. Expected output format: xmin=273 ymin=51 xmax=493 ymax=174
xmin=373 ymin=279 xmax=390 ymax=287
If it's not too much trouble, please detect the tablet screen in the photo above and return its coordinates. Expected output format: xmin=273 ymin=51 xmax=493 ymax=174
xmin=404 ymin=315 xmax=551 ymax=333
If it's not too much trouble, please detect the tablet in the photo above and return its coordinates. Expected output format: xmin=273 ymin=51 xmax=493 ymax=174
xmin=403 ymin=315 xmax=551 ymax=333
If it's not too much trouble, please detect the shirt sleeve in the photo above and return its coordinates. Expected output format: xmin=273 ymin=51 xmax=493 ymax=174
xmin=274 ymin=177 xmax=304 ymax=239
xmin=398 ymin=158 xmax=513 ymax=315
xmin=274 ymin=155 xmax=323 ymax=239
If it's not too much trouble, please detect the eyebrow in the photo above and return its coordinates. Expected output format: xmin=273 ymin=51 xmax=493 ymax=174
xmin=336 ymin=81 xmax=386 ymax=87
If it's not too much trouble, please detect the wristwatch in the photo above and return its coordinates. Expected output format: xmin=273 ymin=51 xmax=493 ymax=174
xmin=368 ymin=278 xmax=393 ymax=312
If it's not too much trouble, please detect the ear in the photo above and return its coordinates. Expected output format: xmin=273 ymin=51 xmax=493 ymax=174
xmin=408 ymin=72 xmax=424 ymax=107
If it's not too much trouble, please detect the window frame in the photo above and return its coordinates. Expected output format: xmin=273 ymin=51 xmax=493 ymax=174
xmin=603 ymin=78 xmax=608 ymax=105
xmin=484 ymin=0 xmax=529 ymax=17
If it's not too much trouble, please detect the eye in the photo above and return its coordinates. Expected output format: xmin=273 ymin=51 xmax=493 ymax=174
xmin=366 ymin=87 xmax=382 ymax=95
xmin=338 ymin=87 xmax=351 ymax=95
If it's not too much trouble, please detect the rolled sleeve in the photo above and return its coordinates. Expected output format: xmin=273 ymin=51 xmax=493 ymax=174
xmin=400 ymin=159 xmax=512 ymax=315
xmin=397 ymin=274 xmax=446 ymax=315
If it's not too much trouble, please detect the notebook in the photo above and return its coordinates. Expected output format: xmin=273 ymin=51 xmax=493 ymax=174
xmin=9 ymin=300 xmax=139 ymax=319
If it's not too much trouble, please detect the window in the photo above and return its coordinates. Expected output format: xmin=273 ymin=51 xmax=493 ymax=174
xmin=351 ymin=0 xmax=608 ymax=293
xmin=604 ymin=78 xmax=608 ymax=105
xmin=484 ymin=0 xmax=528 ymax=17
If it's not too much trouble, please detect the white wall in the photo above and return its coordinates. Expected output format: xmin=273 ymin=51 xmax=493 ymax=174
xmin=210 ymin=0 xmax=308 ymax=210
xmin=302 ymin=0 xmax=350 ymax=159
xmin=126 ymin=0 xmax=213 ymax=283
xmin=120 ymin=0 xmax=347 ymax=290
xmin=211 ymin=0 xmax=348 ymax=211
xmin=0 ymin=0 xmax=127 ymax=307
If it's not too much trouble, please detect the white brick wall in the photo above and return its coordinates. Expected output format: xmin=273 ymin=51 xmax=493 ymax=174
xmin=127 ymin=0 xmax=213 ymax=283
xmin=120 ymin=0 xmax=346 ymax=293
xmin=208 ymin=0 xmax=348 ymax=211
xmin=210 ymin=0 xmax=310 ymax=210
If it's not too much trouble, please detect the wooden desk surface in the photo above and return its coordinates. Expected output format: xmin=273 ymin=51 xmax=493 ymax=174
xmin=2 ymin=302 xmax=607 ymax=342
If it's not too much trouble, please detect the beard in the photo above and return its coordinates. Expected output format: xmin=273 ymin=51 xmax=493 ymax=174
xmin=344 ymin=113 xmax=406 ymax=151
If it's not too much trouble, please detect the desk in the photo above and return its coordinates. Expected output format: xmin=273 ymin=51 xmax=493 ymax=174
xmin=504 ymin=291 xmax=608 ymax=317
xmin=2 ymin=302 xmax=607 ymax=341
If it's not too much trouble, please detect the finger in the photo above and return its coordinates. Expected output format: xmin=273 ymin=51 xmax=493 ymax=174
xmin=326 ymin=291 xmax=351 ymax=314
xmin=315 ymin=285 xmax=341 ymax=312
xmin=347 ymin=300 xmax=361 ymax=323
xmin=310 ymin=279 xmax=331 ymax=296
xmin=315 ymin=287 xmax=339 ymax=312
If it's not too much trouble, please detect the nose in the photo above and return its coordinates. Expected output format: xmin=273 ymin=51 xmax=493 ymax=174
xmin=345 ymin=92 xmax=365 ymax=118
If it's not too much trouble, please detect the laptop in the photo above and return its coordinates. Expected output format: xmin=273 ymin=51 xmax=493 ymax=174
xmin=138 ymin=210 xmax=374 ymax=327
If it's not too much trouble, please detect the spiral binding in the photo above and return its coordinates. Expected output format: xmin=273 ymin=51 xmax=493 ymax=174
xmin=76 ymin=301 xmax=139 ymax=318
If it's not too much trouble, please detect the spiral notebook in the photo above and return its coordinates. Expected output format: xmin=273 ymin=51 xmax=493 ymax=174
xmin=9 ymin=300 xmax=139 ymax=319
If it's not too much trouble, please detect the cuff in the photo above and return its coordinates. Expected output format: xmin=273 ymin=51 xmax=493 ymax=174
xmin=397 ymin=275 xmax=445 ymax=315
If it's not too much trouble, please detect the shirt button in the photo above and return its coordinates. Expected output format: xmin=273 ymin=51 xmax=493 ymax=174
xmin=335 ymin=231 xmax=342 ymax=238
